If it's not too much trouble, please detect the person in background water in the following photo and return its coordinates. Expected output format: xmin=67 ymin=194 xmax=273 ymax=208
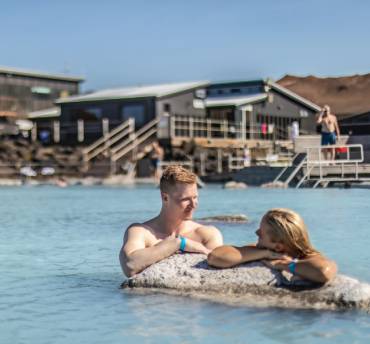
xmin=120 ymin=165 xmax=223 ymax=277
xmin=208 ymin=208 xmax=337 ymax=284
xmin=316 ymin=105 xmax=340 ymax=161
xmin=150 ymin=141 xmax=164 ymax=180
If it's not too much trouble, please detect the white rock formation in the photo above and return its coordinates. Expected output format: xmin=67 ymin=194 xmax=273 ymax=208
xmin=122 ymin=254 xmax=370 ymax=311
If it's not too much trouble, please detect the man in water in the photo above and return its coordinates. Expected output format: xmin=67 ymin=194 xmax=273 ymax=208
xmin=119 ymin=165 xmax=223 ymax=277
xmin=316 ymin=105 xmax=340 ymax=160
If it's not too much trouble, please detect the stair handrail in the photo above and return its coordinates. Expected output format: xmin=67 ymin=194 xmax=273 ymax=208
xmin=82 ymin=118 xmax=135 ymax=162
xmin=110 ymin=117 xmax=161 ymax=161
xmin=284 ymin=155 xmax=307 ymax=186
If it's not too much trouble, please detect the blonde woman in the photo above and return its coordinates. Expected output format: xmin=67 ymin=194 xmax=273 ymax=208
xmin=207 ymin=208 xmax=337 ymax=284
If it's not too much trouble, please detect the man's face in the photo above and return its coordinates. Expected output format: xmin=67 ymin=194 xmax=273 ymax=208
xmin=255 ymin=219 xmax=278 ymax=251
xmin=164 ymin=183 xmax=198 ymax=220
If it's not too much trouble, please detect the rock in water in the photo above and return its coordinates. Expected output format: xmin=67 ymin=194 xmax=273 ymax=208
xmin=121 ymin=254 xmax=370 ymax=311
xmin=198 ymin=214 xmax=248 ymax=223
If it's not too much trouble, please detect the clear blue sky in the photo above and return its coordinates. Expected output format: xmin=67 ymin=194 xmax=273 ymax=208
xmin=1 ymin=0 xmax=369 ymax=91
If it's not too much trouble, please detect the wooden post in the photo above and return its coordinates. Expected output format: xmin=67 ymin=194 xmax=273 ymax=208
xmin=170 ymin=116 xmax=176 ymax=138
xmin=189 ymin=117 xmax=194 ymax=138
xmin=102 ymin=118 xmax=109 ymax=136
xmin=217 ymin=149 xmax=222 ymax=173
xmin=77 ymin=119 xmax=84 ymax=142
xmin=200 ymin=151 xmax=206 ymax=176
xmin=223 ymin=120 xmax=228 ymax=139
xmin=53 ymin=121 xmax=60 ymax=143
xmin=31 ymin=122 xmax=37 ymax=142
xmin=241 ymin=109 xmax=246 ymax=143
xmin=207 ymin=119 xmax=211 ymax=139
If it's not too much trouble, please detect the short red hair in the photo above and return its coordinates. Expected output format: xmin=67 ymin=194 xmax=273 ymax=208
xmin=159 ymin=165 xmax=197 ymax=192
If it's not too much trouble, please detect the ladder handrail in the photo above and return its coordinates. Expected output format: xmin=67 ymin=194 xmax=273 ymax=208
xmin=295 ymin=165 xmax=314 ymax=188
xmin=272 ymin=153 xmax=299 ymax=183
xmin=284 ymin=155 xmax=307 ymax=186
xmin=82 ymin=118 xmax=135 ymax=160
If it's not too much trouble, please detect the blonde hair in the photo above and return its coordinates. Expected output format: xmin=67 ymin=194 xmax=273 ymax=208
xmin=159 ymin=165 xmax=197 ymax=192
xmin=263 ymin=208 xmax=317 ymax=258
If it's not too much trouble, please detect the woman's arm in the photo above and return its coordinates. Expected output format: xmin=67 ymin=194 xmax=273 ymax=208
xmin=207 ymin=244 xmax=283 ymax=268
xmin=262 ymin=254 xmax=337 ymax=283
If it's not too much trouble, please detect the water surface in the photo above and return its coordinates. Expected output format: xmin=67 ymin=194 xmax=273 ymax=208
xmin=1 ymin=185 xmax=369 ymax=343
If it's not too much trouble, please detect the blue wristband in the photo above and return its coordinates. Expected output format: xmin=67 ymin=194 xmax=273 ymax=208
xmin=179 ymin=236 xmax=187 ymax=252
xmin=288 ymin=259 xmax=298 ymax=274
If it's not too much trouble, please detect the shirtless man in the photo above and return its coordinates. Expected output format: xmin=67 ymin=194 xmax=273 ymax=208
xmin=316 ymin=105 xmax=340 ymax=160
xmin=119 ymin=165 xmax=223 ymax=277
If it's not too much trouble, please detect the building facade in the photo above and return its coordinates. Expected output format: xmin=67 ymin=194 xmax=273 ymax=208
xmin=0 ymin=66 xmax=83 ymax=118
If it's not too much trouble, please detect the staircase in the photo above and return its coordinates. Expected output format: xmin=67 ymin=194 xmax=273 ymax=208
xmin=82 ymin=117 xmax=160 ymax=176
xmin=273 ymin=152 xmax=307 ymax=187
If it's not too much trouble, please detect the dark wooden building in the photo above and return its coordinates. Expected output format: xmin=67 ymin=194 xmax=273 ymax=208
xmin=0 ymin=66 xmax=83 ymax=118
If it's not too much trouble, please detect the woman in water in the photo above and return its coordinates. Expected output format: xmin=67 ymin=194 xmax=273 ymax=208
xmin=207 ymin=208 xmax=337 ymax=284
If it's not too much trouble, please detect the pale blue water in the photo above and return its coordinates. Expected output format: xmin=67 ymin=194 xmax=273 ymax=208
xmin=1 ymin=185 xmax=370 ymax=344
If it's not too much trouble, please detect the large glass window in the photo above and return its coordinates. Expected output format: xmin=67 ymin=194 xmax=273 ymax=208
xmin=71 ymin=107 xmax=103 ymax=121
xmin=121 ymin=103 xmax=146 ymax=126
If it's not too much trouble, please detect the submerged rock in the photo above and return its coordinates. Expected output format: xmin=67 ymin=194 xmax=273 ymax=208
xmin=223 ymin=181 xmax=248 ymax=189
xmin=122 ymin=254 xmax=370 ymax=311
xmin=261 ymin=181 xmax=287 ymax=188
xmin=198 ymin=214 xmax=248 ymax=223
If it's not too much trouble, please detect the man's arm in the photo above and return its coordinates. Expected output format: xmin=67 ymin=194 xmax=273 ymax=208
xmin=119 ymin=225 xmax=180 ymax=277
xmin=120 ymin=225 xmax=212 ymax=277
xmin=197 ymin=225 xmax=223 ymax=250
xmin=207 ymin=245 xmax=283 ymax=268
xmin=334 ymin=116 xmax=341 ymax=137
xmin=262 ymin=255 xmax=337 ymax=283
xmin=316 ymin=110 xmax=324 ymax=124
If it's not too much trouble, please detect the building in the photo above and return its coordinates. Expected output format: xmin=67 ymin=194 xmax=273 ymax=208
xmin=50 ymin=79 xmax=320 ymax=145
xmin=0 ymin=66 xmax=84 ymax=118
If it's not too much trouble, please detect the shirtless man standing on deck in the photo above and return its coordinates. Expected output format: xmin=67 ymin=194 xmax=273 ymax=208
xmin=119 ymin=165 xmax=223 ymax=277
xmin=316 ymin=105 xmax=341 ymax=160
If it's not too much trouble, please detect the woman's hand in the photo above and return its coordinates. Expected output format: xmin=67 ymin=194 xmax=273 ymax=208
xmin=262 ymin=256 xmax=293 ymax=271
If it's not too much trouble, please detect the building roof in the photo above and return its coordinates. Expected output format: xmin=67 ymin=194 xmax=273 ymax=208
xmin=277 ymin=74 xmax=370 ymax=118
xmin=56 ymin=81 xmax=209 ymax=104
xmin=27 ymin=107 xmax=61 ymax=119
xmin=0 ymin=66 xmax=84 ymax=82
xmin=267 ymin=80 xmax=321 ymax=112
xmin=205 ymin=93 xmax=268 ymax=107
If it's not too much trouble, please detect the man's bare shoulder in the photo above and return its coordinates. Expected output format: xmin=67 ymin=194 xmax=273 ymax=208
xmin=124 ymin=223 xmax=151 ymax=240
xmin=193 ymin=223 xmax=220 ymax=235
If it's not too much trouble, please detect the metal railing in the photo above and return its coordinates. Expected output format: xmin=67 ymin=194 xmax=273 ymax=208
xmin=305 ymin=144 xmax=364 ymax=183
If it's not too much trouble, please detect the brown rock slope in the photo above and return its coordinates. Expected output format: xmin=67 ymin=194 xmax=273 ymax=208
xmin=278 ymin=74 xmax=370 ymax=118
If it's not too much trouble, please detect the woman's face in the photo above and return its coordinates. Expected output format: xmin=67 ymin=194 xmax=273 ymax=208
xmin=255 ymin=219 xmax=278 ymax=251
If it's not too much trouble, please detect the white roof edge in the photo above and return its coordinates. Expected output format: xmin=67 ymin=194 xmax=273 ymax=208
xmin=267 ymin=81 xmax=321 ymax=112
xmin=206 ymin=94 xmax=267 ymax=107
xmin=27 ymin=107 xmax=61 ymax=119
xmin=0 ymin=66 xmax=84 ymax=82
xmin=157 ymin=81 xmax=210 ymax=98
xmin=56 ymin=81 xmax=210 ymax=104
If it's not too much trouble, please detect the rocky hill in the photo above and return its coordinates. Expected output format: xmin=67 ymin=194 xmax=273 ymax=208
xmin=278 ymin=74 xmax=370 ymax=118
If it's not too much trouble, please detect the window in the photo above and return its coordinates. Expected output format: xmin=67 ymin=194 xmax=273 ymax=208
xmin=121 ymin=103 xmax=146 ymax=126
xmin=72 ymin=107 xmax=103 ymax=121
xmin=163 ymin=103 xmax=171 ymax=112
xmin=231 ymin=88 xmax=241 ymax=94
